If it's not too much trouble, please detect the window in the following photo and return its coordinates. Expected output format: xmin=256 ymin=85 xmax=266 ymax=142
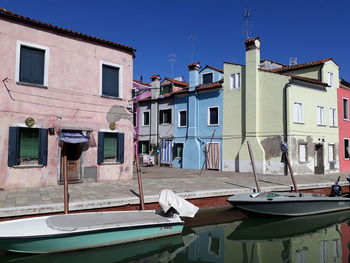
xmin=230 ymin=73 xmax=241 ymax=89
xmin=7 ymin=127 xmax=48 ymax=167
xmin=139 ymin=141 xmax=150 ymax=154
xmin=133 ymin=112 xmax=137 ymax=127
xmin=97 ymin=132 xmax=124 ymax=164
xmin=178 ymin=110 xmax=187 ymax=127
xmin=160 ymin=109 xmax=172 ymax=124
xmin=316 ymin=106 xmax=325 ymax=125
xmin=202 ymin=73 xmax=213 ymax=84
xmin=174 ymin=143 xmax=183 ymax=158
xmin=102 ymin=64 xmax=120 ymax=97
xmin=343 ymin=98 xmax=349 ymax=120
xmin=328 ymin=144 xmax=335 ymax=162
xmin=160 ymin=85 xmax=171 ymax=95
xmin=293 ymin=102 xmax=303 ymax=123
xmin=142 ymin=111 xmax=150 ymax=126
xmin=329 ymin=108 xmax=337 ymax=127
xmin=345 ymin=139 xmax=350 ymax=159
xmin=299 ymin=143 xmax=307 ymax=162
xmin=17 ymin=42 xmax=49 ymax=86
xmin=327 ymin=72 xmax=333 ymax=87
xmin=208 ymin=107 xmax=219 ymax=125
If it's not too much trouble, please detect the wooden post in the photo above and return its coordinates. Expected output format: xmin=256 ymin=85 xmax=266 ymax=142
xmin=63 ymin=144 xmax=69 ymax=214
xmin=285 ymin=153 xmax=298 ymax=192
xmin=247 ymin=141 xmax=261 ymax=193
xmin=135 ymin=145 xmax=145 ymax=210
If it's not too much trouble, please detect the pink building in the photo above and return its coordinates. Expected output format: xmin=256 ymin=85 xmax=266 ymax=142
xmin=0 ymin=9 xmax=135 ymax=189
xmin=132 ymin=80 xmax=152 ymax=155
xmin=338 ymin=80 xmax=350 ymax=172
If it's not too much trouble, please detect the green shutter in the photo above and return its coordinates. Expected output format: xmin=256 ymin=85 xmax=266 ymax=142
xmin=97 ymin=132 xmax=104 ymax=164
xmin=102 ymin=65 xmax=119 ymax=97
xmin=19 ymin=128 xmax=39 ymax=160
xmin=104 ymin=133 xmax=117 ymax=159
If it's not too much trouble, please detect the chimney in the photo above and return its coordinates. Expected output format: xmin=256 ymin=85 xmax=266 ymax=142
xmin=245 ymin=37 xmax=260 ymax=134
xmin=150 ymin=74 xmax=161 ymax=99
xmin=188 ymin=62 xmax=201 ymax=92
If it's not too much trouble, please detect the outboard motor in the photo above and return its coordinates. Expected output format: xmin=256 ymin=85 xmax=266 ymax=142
xmin=330 ymin=176 xmax=342 ymax=197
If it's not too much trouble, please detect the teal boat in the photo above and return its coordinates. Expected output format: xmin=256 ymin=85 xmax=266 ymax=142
xmin=0 ymin=210 xmax=184 ymax=254
xmin=0 ymin=189 xmax=199 ymax=254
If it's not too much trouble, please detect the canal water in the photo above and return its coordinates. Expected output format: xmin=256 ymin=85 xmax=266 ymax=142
xmin=0 ymin=208 xmax=350 ymax=263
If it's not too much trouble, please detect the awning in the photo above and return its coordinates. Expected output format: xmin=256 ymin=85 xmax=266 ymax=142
xmin=59 ymin=131 xmax=90 ymax=144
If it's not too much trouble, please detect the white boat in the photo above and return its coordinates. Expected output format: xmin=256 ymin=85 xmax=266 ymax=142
xmin=0 ymin=189 xmax=198 ymax=254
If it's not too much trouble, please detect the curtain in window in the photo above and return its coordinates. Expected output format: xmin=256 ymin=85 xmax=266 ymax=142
xmin=161 ymin=140 xmax=173 ymax=164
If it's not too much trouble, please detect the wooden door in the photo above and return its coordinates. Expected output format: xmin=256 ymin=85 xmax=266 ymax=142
xmin=60 ymin=143 xmax=83 ymax=183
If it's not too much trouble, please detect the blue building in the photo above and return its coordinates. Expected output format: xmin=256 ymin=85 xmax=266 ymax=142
xmin=172 ymin=62 xmax=223 ymax=170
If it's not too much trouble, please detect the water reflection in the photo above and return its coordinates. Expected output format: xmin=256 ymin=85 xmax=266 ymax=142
xmin=1 ymin=209 xmax=350 ymax=263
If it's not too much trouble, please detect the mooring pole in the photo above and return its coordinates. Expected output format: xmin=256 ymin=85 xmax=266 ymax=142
xmin=63 ymin=144 xmax=69 ymax=214
xmin=135 ymin=144 xmax=145 ymax=210
xmin=247 ymin=141 xmax=261 ymax=193
xmin=285 ymin=153 xmax=298 ymax=192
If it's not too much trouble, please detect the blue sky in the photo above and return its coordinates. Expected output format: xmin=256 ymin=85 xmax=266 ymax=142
xmin=2 ymin=0 xmax=350 ymax=82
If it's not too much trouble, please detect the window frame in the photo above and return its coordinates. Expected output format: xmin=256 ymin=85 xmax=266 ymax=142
xmin=316 ymin=105 xmax=325 ymax=126
xmin=343 ymin=98 xmax=349 ymax=120
xmin=8 ymin=126 xmax=48 ymax=167
xmin=327 ymin=72 xmax=333 ymax=87
xmin=293 ymin=101 xmax=304 ymax=124
xmin=329 ymin=108 xmax=337 ymax=127
xmin=178 ymin=110 xmax=187 ymax=128
xmin=174 ymin=143 xmax=184 ymax=158
xmin=230 ymin=73 xmax=241 ymax=89
xmin=328 ymin=144 xmax=335 ymax=162
xmin=142 ymin=110 xmax=150 ymax=126
xmin=298 ymin=143 xmax=307 ymax=163
xmin=208 ymin=106 xmax=219 ymax=126
xmin=97 ymin=131 xmax=124 ymax=164
xmin=345 ymin=138 xmax=350 ymax=160
xmin=16 ymin=41 xmax=50 ymax=87
xmin=99 ymin=60 xmax=123 ymax=99
xmin=139 ymin=140 xmax=150 ymax=154
xmin=202 ymin=72 xmax=213 ymax=84
xmin=159 ymin=108 xmax=172 ymax=125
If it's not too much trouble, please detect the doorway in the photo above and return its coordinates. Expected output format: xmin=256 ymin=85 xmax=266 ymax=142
xmin=314 ymin=144 xmax=324 ymax=174
xmin=60 ymin=142 xmax=83 ymax=183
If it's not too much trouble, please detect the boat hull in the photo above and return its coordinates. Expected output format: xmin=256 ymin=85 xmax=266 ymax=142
xmin=0 ymin=223 xmax=183 ymax=254
xmin=228 ymin=192 xmax=350 ymax=216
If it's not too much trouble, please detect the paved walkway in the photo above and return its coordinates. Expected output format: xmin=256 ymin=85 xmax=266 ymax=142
xmin=0 ymin=166 xmax=348 ymax=218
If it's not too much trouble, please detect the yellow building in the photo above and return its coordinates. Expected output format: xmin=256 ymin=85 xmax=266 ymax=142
xmin=223 ymin=38 xmax=339 ymax=175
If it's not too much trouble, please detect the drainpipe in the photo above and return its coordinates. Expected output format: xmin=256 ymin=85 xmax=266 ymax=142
xmin=283 ymin=80 xmax=292 ymax=176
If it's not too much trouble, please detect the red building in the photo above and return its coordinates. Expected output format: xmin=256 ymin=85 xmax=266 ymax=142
xmin=338 ymin=80 xmax=350 ymax=172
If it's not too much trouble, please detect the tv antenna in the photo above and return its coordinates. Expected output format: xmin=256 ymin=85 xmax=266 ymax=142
xmin=168 ymin=52 xmax=177 ymax=79
xmin=189 ymin=33 xmax=197 ymax=63
xmin=243 ymin=9 xmax=252 ymax=39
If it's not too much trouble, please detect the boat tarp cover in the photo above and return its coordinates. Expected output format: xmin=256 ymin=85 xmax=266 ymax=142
xmin=46 ymin=211 xmax=172 ymax=231
xmin=159 ymin=189 xmax=199 ymax=218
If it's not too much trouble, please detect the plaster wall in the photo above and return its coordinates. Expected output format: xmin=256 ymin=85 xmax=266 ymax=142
xmin=0 ymin=19 xmax=134 ymax=189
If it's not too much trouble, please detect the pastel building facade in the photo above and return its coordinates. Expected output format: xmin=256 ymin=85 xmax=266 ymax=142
xmin=223 ymin=37 xmax=339 ymax=175
xmin=0 ymin=9 xmax=135 ymax=189
xmin=338 ymin=79 xmax=350 ymax=172
xmin=173 ymin=63 xmax=224 ymax=170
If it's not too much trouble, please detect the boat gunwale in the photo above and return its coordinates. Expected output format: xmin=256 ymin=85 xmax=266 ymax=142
xmin=0 ymin=220 xmax=184 ymax=239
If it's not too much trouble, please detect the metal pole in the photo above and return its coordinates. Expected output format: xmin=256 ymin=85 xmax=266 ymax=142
xmin=247 ymin=141 xmax=261 ymax=193
xmin=285 ymin=153 xmax=298 ymax=192
xmin=135 ymin=144 xmax=145 ymax=210
xmin=63 ymin=144 xmax=69 ymax=214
